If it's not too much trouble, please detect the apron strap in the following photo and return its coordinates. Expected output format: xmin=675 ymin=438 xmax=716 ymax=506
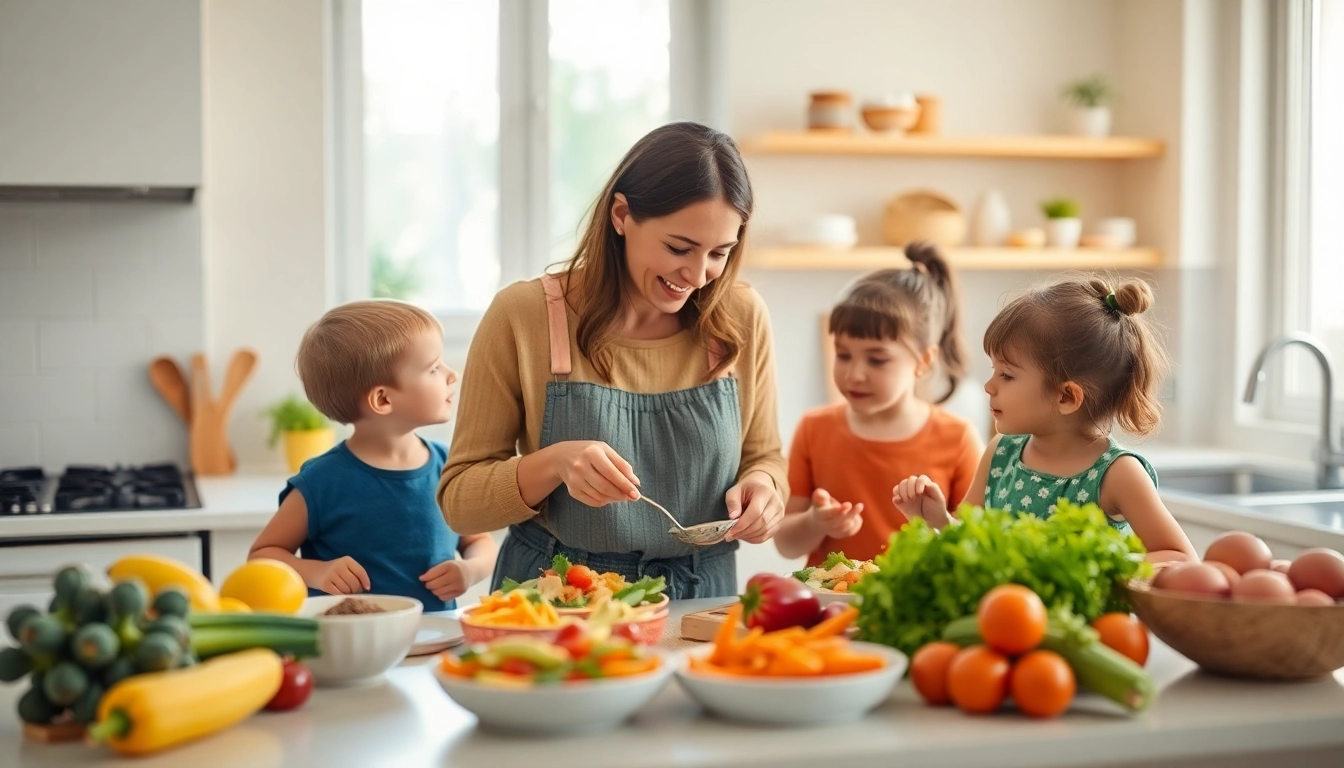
xmin=542 ymin=273 xmax=732 ymax=379
xmin=541 ymin=274 xmax=572 ymax=376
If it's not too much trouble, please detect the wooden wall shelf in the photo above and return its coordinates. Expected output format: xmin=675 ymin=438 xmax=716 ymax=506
xmin=740 ymin=131 xmax=1166 ymax=160
xmin=748 ymin=246 xmax=1164 ymax=271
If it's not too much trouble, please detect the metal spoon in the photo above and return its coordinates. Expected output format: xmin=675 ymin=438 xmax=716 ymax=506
xmin=637 ymin=494 xmax=739 ymax=546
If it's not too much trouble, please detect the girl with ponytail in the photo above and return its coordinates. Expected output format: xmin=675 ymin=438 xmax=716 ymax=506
xmin=774 ymin=242 xmax=983 ymax=565
xmin=892 ymin=274 xmax=1196 ymax=562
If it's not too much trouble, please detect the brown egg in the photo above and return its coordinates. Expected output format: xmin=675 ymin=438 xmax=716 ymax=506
xmin=1270 ymin=559 xmax=1293 ymax=575
xmin=1204 ymin=560 xmax=1241 ymax=587
xmin=1231 ymin=569 xmax=1297 ymax=603
xmin=1204 ymin=531 xmax=1273 ymax=574
xmin=1287 ymin=549 xmax=1344 ymax=599
xmin=1295 ymin=588 xmax=1337 ymax=606
xmin=1153 ymin=562 xmax=1232 ymax=597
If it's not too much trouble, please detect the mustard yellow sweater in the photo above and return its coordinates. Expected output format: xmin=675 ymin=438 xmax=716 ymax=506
xmin=438 ymin=277 xmax=788 ymax=534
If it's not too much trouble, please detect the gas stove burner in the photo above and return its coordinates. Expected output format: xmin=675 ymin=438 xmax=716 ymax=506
xmin=0 ymin=463 xmax=199 ymax=515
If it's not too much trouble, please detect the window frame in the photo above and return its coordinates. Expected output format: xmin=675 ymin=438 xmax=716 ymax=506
xmin=327 ymin=0 xmax=725 ymax=359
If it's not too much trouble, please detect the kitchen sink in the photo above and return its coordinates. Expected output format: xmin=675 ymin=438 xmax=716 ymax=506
xmin=1160 ymin=467 xmax=1319 ymax=496
xmin=1239 ymin=498 xmax=1344 ymax=531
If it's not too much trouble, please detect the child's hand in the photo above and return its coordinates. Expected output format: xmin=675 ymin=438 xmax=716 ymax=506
xmin=892 ymin=475 xmax=953 ymax=530
xmin=420 ymin=559 xmax=469 ymax=602
xmin=809 ymin=488 xmax=864 ymax=540
xmin=312 ymin=556 xmax=371 ymax=595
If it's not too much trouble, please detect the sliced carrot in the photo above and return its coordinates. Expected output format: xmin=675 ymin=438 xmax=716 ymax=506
xmin=807 ymin=605 xmax=859 ymax=639
xmin=711 ymin=603 xmax=744 ymax=665
xmin=821 ymin=651 xmax=885 ymax=675
xmin=765 ymin=645 xmax=825 ymax=677
xmin=599 ymin=657 xmax=660 ymax=677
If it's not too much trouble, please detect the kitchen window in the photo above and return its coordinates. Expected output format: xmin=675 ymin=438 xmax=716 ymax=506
xmin=330 ymin=0 xmax=722 ymax=352
xmin=1265 ymin=0 xmax=1344 ymax=424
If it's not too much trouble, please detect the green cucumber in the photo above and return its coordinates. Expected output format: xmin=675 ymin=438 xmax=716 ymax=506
xmin=942 ymin=615 xmax=1155 ymax=712
xmin=72 ymin=623 xmax=120 ymax=669
xmin=0 ymin=646 xmax=33 ymax=682
xmin=186 ymin=612 xmax=318 ymax=631
xmin=190 ymin=627 xmax=320 ymax=660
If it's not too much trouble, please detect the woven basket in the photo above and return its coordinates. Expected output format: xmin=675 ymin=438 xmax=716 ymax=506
xmin=882 ymin=190 xmax=966 ymax=247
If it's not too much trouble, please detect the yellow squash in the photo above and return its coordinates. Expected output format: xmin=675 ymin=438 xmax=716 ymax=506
xmin=107 ymin=554 xmax=222 ymax=611
xmin=90 ymin=648 xmax=283 ymax=756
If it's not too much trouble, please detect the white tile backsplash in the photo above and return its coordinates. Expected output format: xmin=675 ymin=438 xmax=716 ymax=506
xmin=0 ymin=201 xmax=201 ymax=470
xmin=0 ymin=320 xmax=37 ymax=375
xmin=0 ymin=425 xmax=39 ymax=466
xmin=0 ymin=374 xmax=96 ymax=422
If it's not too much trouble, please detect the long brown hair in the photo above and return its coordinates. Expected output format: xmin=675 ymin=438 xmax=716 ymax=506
xmin=983 ymin=275 xmax=1171 ymax=435
xmin=559 ymin=122 xmax=753 ymax=381
xmin=827 ymin=242 xmax=967 ymax=403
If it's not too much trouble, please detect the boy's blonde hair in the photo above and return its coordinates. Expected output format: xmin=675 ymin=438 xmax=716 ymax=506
xmin=296 ymin=300 xmax=442 ymax=424
xmin=984 ymin=275 xmax=1170 ymax=436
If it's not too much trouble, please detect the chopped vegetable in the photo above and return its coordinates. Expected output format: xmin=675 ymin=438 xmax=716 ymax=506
xmin=688 ymin=605 xmax=883 ymax=677
xmin=488 ymin=554 xmax=667 ymax=611
xmin=440 ymin=625 xmax=660 ymax=685
xmin=854 ymin=502 xmax=1149 ymax=656
xmin=795 ymin=555 xmax=879 ymax=593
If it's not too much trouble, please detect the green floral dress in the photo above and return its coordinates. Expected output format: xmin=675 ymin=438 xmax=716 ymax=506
xmin=985 ymin=434 xmax=1158 ymax=533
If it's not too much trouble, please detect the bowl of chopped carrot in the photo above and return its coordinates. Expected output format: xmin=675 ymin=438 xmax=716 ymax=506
xmin=674 ymin=605 xmax=906 ymax=725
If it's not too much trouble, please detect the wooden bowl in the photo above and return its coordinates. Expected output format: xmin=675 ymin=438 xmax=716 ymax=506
xmin=1125 ymin=577 xmax=1344 ymax=680
xmin=882 ymin=189 xmax=966 ymax=247
xmin=861 ymin=105 xmax=919 ymax=133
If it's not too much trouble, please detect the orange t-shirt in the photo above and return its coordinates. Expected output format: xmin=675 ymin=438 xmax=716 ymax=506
xmin=787 ymin=403 xmax=982 ymax=566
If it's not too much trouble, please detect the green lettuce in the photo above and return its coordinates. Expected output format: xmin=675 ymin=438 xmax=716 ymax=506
xmin=853 ymin=501 xmax=1150 ymax=656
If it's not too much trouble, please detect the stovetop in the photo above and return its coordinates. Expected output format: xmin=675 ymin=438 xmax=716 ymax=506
xmin=0 ymin=464 xmax=201 ymax=516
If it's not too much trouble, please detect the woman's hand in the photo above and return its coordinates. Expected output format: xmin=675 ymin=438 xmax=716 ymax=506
xmin=554 ymin=440 xmax=642 ymax=508
xmin=892 ymin=475 xmax=953 ymax=529
xmin=808 ymin=488 xmax=864 ymax=540
xmin=724 ymin=471 xmax=785 ymax=543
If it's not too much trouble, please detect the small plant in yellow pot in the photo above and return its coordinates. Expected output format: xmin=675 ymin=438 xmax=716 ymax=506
xmin=264 ymin=395 xmax=333 ymax=473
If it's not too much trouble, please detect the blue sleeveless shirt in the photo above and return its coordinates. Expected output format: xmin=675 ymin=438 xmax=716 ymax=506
xmin=281 ymin=438 xmax=459 ymax=611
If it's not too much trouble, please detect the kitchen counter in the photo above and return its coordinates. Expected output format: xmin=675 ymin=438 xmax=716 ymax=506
xmin=0 ymin=475 xmax=288 ymax=540
xmin=2 ymin=598 xmax=1342 ymax=768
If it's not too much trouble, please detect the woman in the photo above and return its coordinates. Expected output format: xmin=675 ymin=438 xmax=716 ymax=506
xmin=438 ymin=122 xmax=787 ymax=599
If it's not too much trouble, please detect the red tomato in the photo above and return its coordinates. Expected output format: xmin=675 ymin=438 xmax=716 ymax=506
xmin=554 ymin=623 xmax=592 ymax=658
xmin=739 ymin=573 xmax=821 ymax=631
xmin=612 ymin=624 xmax=641 ymax=644
xmin=566 ymin=564 xmax=596 ymax=590
xmin=498 ymin=658 xmax=535 ymax=676
xmin=265 ymin=660 xmax=314 ymax=711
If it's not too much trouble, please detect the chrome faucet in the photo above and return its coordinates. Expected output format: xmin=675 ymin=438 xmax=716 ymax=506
xmin=1243 ymin=332 xmax=1344 ymax=489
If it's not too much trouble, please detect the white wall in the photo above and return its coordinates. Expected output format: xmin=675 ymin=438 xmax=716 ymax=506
xmin=202 ymin=0 xmax=332 ymax=471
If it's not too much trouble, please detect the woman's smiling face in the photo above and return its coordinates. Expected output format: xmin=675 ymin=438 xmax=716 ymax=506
xmin=613 ymin=194 xmax=742 ymax=316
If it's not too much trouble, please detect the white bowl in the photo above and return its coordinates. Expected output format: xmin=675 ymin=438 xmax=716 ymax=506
xmin=810 ymin=588 xmax=859 ymax=607
xmin=299 ymin=594 xmax=424 ymax=687
xmin=433 ymin=657 xmax=674 ymax=734
xmin=675 ymin=641 xmax=905 ymax=726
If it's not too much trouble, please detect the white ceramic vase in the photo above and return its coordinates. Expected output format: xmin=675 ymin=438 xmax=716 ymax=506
xmin=971 ymin=189 xmax=1012 ymax=247
xmin=1045 ymin=218 xmax=1083 ymax=248
xmin=1068 ymin=106 xmax=1112 ymax=137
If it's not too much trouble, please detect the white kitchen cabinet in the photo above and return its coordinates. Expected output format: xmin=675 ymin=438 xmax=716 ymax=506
xmin=0 ymin=0 xmax=201 ymax=187
xmin=0 ymin=535 xmax=201 ymax=637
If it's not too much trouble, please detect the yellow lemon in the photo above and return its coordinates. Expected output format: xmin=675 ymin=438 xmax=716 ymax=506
xmin=218 ymin=596 xmax=253 ymax=613
xmin=221 ymin=559 xmax=307 ymax=614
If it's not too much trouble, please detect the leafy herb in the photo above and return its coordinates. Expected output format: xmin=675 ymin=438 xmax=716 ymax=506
xmin=550 ymin=554 xmax=571 ymax=582
xmin=1040 ymin=198 xmax=1081 ymax=219
xmin=792 ymin=567 xmax=816 ymax=583
xmin=821 ymin=552 xmax=855 ymax=570
xmin=1060 ymin=74 xmax=1114 ymax=108
xmin=613 ymin=576 xmax=665 ymax=604
xmin=553 ymin=596 xmax=589 ymax=609
xmin=853 ymin=502 xmax=1149 ymax=657
xmin=261 ymin=395 xmax=329 ymax=446
xmin=500 ymin=577 xmax=523 ymax=594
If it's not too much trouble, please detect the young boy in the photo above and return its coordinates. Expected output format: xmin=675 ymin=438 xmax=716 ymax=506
xmin=249 ymin=300 xmax=497 ymax=611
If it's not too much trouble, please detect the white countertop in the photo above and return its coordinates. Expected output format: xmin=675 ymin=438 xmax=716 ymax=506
xmin=0 ymin=475 xmax=288 ymax=540
xmin=1 ymin=598 xmax=1342 ymax=768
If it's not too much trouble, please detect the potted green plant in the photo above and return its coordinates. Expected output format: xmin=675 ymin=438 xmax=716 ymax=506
xmin=1061 ymin=75 xmax=1114 ymax=137
xmin=264 ymin=395 xmax=334 ymax=473
xmin=1041 ymin=198 xmax=1083 ymax=249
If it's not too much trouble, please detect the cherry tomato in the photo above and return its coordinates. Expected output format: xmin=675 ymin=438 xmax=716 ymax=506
xmin=739 ymin=573 xmax=821 ymax=631
xmin=612 ymin=624 xmax=641 ymax=644
xmin=498 ymin=658 xmax=536 ymax=676
xmin=554 ymin=623 xmax=592 ymax=658
xmin=265 ymin=660 xmax=314 ymax=711
xmin=565 ymin=564 xmax=596 ymax=590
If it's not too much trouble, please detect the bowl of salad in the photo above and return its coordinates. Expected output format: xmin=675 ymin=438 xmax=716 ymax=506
xmin=435 ymin=624 xmax=673 ymax=733
xmin=792 ymin=552 xmax=880 ymax=605
xmin=460 ymin=590 xmax=670 ymax=646
xmin=494 ymin=555 xmax=670 ymax=616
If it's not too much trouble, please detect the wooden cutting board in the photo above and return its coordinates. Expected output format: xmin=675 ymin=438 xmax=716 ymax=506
xmin=680 ymin=601 xmax=861 ymax=642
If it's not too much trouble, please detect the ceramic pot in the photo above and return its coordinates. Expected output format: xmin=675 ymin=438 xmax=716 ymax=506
xmin=1068 ymin=106 xmax=1112 ymax=137
xmin=1045 ymin=218 xmax=1083 ymax=248
xmin=971 ymin=189 xmax=1012 ymax=246
xmin=283 ymin=428 xmax=335 ymax=473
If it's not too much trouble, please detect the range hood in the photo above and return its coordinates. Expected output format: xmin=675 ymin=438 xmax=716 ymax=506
xmin=0 ymin=185 xmax=195 ymax=203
